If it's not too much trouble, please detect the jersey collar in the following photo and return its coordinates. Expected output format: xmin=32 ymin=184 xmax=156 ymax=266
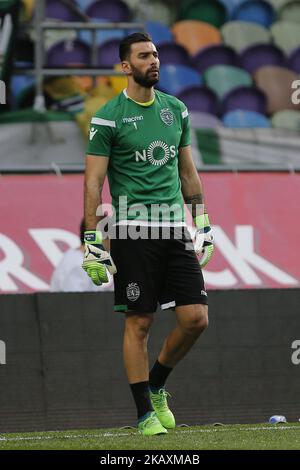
xmin=123 ymin=89 xmax=155 ymax=107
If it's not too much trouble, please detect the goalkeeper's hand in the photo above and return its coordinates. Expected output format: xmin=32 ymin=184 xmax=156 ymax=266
xmin=82 ymin=230 xmax=117 ymax=285
xmin=193 ymin=213 xmax=214 ymax=269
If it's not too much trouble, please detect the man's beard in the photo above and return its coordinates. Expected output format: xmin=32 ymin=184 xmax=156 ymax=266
xmin=131 ymin=64 xmax=159 ymax=88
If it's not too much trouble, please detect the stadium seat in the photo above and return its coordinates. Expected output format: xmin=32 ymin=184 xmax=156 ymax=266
xmin=97 ymin=38 xmax=120 ymax=68
xmin=203 ymin=64 xmax=252 ymax=100
xmin=254 ymin=65 xmax=300 ymax=113
xmin=177 ymin=86 xmax=219 ymax=115
xmin=193 ymin=44 xmax=239 ymax=74
xmin=218 ymin=0 xmax=248 ymax=17
xmin=271 ymin=21 xmax=300 ymax=54
xmin=178 ymin=0 xmax=227 ymax=28
xmin=145 ymin=21 xmax=173 ymax=45
xmin=172 ymin=20 xmax=221 ymax=55
xmin=78 ymin=18 xmax=126 ymax=46
xmin=221 ymin=21 xmax=271 ymax=52
xmin=267 ymin=0 xmax=288 ymax=10
xmin=75 ymin=0 xmax=94 ymax=11
xmin=288 ymin=46 xmax=300 ymax=73
xmin=189 ymin=111 xmax=222 ymax=129
xmin=278 ymin=0 xmax=300 ymax=23
xmin=47 ymin=39 xmax=91 ymax=67
xmin=136 ymin=1 xmax=177 ymax=26
xmin=10 ymin=75 xmax=35 ymax=109
xmin=43 ymin=20 xmax=77 ymax=52
xmin=240 ymin=44 xmax=286 ymax=73
xmin=21 ymin=0 xmax=35 ymax=21
xmin=158 ymin=64 xmax=202 ymax=96
xmin=221 ymin=86 xmax=267 ymax=114
xmin=232 ymin=0 xmax=276 ymax=27
xmin=86 ymin=0 xmax=131 ymax=21
xmin=222 ymin=110 xmax=271 ymax=127
xmin=45 ymin=0 xmax=82 ymax=21
xmin=157 ymin=42 xmax=190 ymax=67
xmin=271 ymin=109 xmax=300 ymax=130
xmin=110 ymin=64 xmax=127 ymax=94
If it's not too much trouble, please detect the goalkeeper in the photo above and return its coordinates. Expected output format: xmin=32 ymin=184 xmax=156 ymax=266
xmin=83 ymin=33 xmax=214 ymax=436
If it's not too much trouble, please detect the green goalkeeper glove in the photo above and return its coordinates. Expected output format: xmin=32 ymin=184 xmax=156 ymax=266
xmin=193 ymin=213 xmax=214 ymax=269
xmin=82 ymin=230 xmax=117 ymax=285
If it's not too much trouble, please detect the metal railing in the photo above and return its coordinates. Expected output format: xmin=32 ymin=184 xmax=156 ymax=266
xmin=33 ymin=0 xmax=144 ymax=111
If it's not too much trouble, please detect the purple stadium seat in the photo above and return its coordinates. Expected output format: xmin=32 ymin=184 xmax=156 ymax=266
xmin=46 ymin=0 xmax=82 ymax=21
xmin=189 ymin=111 xmax=222 ymax=129
xmin=97 ymin=38 xmax=120 ymax=68
xmin=157 ymin=42 xmax=190 ymax=67
xmin=47 ymin=39 xmax=91 ymax=66
xmin=240 ymin=44 xmax=286 ymax=74
xmin=221 ymin=86 xmax=267 ymax=115
xmin=86 ymin=0 xmax=130 ymax=22
xmin=288 ymin=47 xmax=300 ymax=74
xmin=193 ymin=44 xmax=239 ymax=74
xmin=177 ymin=85 xmax=219 ymax=115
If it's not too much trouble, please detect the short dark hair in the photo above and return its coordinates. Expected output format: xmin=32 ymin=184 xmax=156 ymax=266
xmin=119 ymin=32 xmax=152 ymax=61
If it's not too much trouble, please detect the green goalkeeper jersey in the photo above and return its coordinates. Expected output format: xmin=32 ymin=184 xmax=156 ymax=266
xmin=86 ymin=89 xmax=190 ymax=224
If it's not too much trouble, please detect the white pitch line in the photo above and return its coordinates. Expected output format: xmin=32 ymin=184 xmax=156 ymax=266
xmin=0 ymin=425 xmax=299 ymax=442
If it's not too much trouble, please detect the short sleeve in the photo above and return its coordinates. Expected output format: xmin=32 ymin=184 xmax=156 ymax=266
xmin=179 ymin=102 xmax=191 ymax=148
xmin=86 ymin=115 xmax=116 ymax=157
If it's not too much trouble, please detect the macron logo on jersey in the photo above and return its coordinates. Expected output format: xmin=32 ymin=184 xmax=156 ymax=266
xmin=122 ymin=116 xmax=144 ymax=123
xmin=89 ymin=127 xmax=98 ymax=140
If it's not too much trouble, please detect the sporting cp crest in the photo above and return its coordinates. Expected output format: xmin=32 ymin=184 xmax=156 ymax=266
xmin=160 ymin=108 xmax=174 ymax=126
xmin=126 ymin=283 xmax=140 ymax=302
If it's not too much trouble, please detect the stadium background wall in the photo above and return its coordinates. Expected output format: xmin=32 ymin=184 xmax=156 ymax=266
xmin=0 ymin=289 xmax=299 ymax=433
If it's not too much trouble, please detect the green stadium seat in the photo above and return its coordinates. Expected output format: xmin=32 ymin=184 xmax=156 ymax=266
xmin=254 ymin=65 xmax=300 ymax=113
xmin=203 ymin=64 xmax=252 ymax=99
xmin=221 ymin=20 xmax=271 ymax=52
xmin=268 ymin=0 xmax=290 ymax=10
xmin=172 ymin=20 xmax=221 ymax=55
xmin=178 ymin=0 xmax=227 ymax=28
xmin=267 ymin=0 xmax=288 ymax=9
xmin=271 ymin=21 xmax=300 ymax=54
xmin=133 ymin=0 xmax=177 ymax=25
xmin=278 ymin=0 xmax=300 ymax=23
xmin=271 ymin=109 xmax=300 ymax=130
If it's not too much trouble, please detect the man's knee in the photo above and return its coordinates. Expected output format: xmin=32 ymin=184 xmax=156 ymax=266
xmin=124 ymin=312 xmax=154 ymax=340
xmin=177 ymin=304 xmax=208 ymax=335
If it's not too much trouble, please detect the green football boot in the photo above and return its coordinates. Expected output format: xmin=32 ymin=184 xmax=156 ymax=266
xmin=138 ymin=411 xmax=168 ymax=436
xmin=150 ymin=389 xmax=176 ymax=429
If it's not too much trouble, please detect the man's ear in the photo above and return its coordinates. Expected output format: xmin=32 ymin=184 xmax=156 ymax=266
xmin=121 ymin=60 xmax=131 ymax=76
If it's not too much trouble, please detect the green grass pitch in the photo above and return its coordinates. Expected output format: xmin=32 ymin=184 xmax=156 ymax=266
xmin=1 ymin=423 xmax=300 ymax=450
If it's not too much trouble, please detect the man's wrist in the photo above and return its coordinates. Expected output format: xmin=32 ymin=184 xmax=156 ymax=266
xmin=194 ymin=213 xmax=210 ymax=230
xmin=84 ymin=230 xmax=103 ymax=244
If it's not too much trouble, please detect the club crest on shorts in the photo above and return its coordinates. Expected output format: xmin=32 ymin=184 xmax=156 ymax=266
xmin=160 ymin=108 xmax=174 ymax=126
xmin=126 ymin=282 xmax=140 ymax=302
